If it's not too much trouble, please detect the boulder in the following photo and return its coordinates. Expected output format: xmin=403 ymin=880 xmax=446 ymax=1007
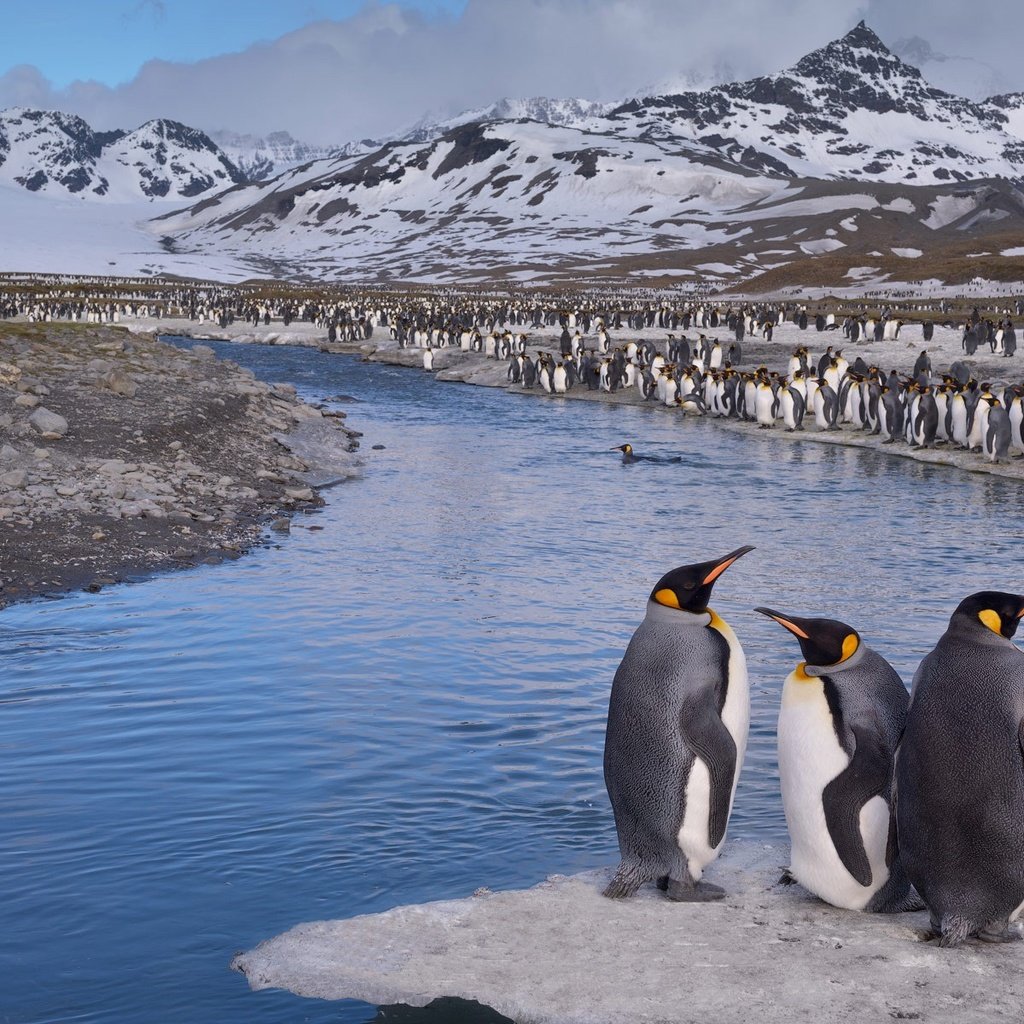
xmin=28 ymin=407 xmax=68 ymax=437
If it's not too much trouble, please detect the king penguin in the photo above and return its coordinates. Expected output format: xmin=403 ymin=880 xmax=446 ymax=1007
xmin=755 ymin=608 xmax=920 ymax=913
xmin=895 ymin=591 xmax=1024 ymax=947
xmin=603 ymin=546 xmax=754 ymax=901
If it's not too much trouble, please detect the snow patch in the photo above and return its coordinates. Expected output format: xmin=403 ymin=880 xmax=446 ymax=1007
xmin=891 ymin=247 xmax=923 ymax=258
xmin=923 ymin=194 xmax=976 ymax=230
xmin=799 ymin=238 xmax=846 ymax=254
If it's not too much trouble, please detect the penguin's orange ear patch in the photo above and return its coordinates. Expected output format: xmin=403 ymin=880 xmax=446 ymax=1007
xmin=840 ymin=634 xmax=859 ymax=661
xmin=653 ymin=589 xmax=681 ymax=609
xmin=978 ymin=609 xmax=1003 ymax=634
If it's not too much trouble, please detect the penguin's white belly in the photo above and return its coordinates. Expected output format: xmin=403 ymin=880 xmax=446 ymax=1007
xmin=677 ymin=618 xmax=749 ymax=880
xmin=778 ymin=690 xmax=889 ymax=911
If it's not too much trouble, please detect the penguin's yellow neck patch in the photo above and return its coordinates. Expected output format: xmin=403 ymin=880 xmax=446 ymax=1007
xmin=978 ymin=608 xmax=1003 ymax=635
xmin=707 ymin=609 xmax=727 ymax=632
xmin=653 ymin=588 xmax=680 ymax=609
xmin=793 ymin=661 xmax=815 ymax=682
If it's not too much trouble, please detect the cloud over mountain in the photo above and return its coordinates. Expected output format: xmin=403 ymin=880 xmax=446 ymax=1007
xmin=10 ymin=0 xmax=1018 ymax=147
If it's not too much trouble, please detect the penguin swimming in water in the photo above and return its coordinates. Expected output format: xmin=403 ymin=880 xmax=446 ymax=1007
xmin=604 ymin=546 xmax=754 ymax=901
xmin=896 ymin=591 xmax=1024 ymax=947
xmin=610 ymin=444 xmax=682 ymax=465
xmin=755 ymin=608 xmax=920 ymax=913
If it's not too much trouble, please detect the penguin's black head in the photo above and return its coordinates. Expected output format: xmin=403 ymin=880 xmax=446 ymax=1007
xmin=650 ymin=546 xmax=754 ymax=613
xmin=755 ymin=608 xmax=861 ymax=668
xmin=951 ymin=591 xmax=1024 ymax=640
xmin=612 ymin=443 xmax=632 ymax=454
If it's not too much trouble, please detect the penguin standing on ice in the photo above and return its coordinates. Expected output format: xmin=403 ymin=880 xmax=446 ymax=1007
xmin=896 ymin=591 xmax=1024 ymax=947
xmin=755 ymin=609 xmax=920 ymax=913
xmin=604 ymin=547 xmax=754 ymax=901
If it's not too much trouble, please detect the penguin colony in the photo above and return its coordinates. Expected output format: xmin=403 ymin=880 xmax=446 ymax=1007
xmin=604 ymin=548 xmax=1024 ymax=948
xmin=5 ymin=278 xmax=1024 ymax=466
xmin=442 ymin=324 xmax=1024 ymax=465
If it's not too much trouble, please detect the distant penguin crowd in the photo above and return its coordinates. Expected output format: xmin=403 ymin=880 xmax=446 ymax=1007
xmin=603 ymin=548 xmax=1024 ymax=948
xmin=425 ymin=319 xmax=1024 ymax=465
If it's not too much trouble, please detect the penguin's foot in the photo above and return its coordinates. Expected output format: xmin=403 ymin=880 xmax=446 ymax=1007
xmin=666 ymin=879 xmax=726 ymax=902
xmin=603 ymin=865 xmax=644 ymax=900
xmin=937 ymin=914 xmax=973 ymax=948
xmin=882 ymin=438 xmax=895 ymax=445
xmin=778 ymin=869 xmax=798 ymax=886
xmin=977 ymin=922 xmax=1024 ymax=944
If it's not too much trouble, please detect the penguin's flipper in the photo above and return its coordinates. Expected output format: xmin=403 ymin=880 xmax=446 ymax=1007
xmin=821 ymin=723 xmax=890 ymax=888
xmin=679 ymin=695 xmax=738 ymax=850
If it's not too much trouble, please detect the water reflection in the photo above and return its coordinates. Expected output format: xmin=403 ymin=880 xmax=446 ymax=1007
xmin=1 ymin=339 xmax=1022 ymax=1024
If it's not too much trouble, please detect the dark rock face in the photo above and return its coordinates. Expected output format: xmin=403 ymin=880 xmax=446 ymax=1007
xmin=432 ymin=124 xmax=513 ymax=178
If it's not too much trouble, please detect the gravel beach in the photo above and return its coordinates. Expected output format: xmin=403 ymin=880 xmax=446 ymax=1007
xmin=0 ymin=322 xmax=361 ymax=607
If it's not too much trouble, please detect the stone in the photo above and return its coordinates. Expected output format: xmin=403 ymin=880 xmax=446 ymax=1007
xmin=270 ymin=518 xmax=291 ymax=533
xmin=14 ymin=394 xmax=40 ymax=408
xmin=191 ymin=345 xmax=216 ymax=361
xmin=1 ymin=469 xmax=28 ymax=488
xmin=285 ymin=487 xmax=315 ymax=501
xmin=0 ymin=444 xmax=19 ymax=463
xmin=99 ymin=369 xmax=138 ymax=398
xmin=28 ymin=407 xmax=68 ymax=437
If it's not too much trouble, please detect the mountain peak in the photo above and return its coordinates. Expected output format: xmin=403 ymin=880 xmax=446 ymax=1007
xmin=840 ymin=20 xmax=889 ymax=52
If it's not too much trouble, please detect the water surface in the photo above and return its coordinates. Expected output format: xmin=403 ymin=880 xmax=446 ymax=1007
xmin=2 ymin=340 xmax=1020 ymax=1023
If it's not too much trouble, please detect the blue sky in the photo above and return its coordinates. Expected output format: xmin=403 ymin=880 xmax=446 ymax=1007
xmin=0 ymin=1 xmax=1019 ymax=145
xmin=1 ymin=0 xmax=464 ymax=87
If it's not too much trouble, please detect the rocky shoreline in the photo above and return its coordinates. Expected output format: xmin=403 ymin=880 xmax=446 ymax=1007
xmin=0 ymin=322 xmax=362 ymax=608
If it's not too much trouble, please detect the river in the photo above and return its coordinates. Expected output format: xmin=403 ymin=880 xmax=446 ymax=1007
xmin=1 ymin=339 xmax=1019 ymax=1023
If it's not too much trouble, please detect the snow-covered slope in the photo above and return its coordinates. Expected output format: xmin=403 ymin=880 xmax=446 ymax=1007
xmin=0 ymin=108 xmax=243 ymax=200
xmin=152 ymin=117 xmax=1024 ymax=285
xmin=607 ymin=22 xmax=1024 ymax=184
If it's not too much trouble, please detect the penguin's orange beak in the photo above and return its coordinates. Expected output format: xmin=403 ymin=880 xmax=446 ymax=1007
xmin=702 ymin=545 xmax=755 ymax=585
xmin=755 ymin=609 xmax=809 ymax=639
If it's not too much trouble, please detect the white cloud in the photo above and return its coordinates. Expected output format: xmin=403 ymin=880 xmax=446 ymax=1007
xmin=0 ymin=0 xmax=1021 ymax=147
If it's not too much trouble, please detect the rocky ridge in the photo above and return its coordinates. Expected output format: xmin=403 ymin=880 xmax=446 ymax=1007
xmin=0 ymin=108 xmax=244 ymax=199
xmin=0 ymin=323 xmax=361 ymax=606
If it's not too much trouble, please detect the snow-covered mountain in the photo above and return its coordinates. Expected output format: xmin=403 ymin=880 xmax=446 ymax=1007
xmin=6 ymin=22 xmax=1024 ymax=290
xmin=208 ymin=129 xmax=343 ymax=181
xmin=146 ymin=21 xmax=1024 ymax=286
xmin=209 ymin=98 xmax=614 ymax=181
xmin=607 ymin=22 xmax=1024 ymax=184
xmin=0 ymin=108 xmax=244 ymax=200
